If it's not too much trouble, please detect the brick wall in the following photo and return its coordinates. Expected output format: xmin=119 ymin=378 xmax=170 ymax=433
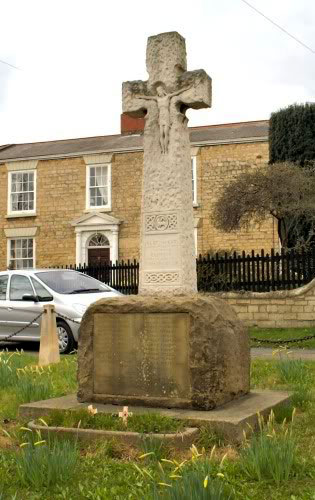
xmin=120 ymin=114 xmax=145 ymax=135
xmin=216 ymin=280 xmax=315 ymax=328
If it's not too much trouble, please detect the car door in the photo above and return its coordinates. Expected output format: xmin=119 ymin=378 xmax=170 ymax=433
xmin=0 ymin=275 xmax=9 ymax=337
xmin=5 ymin=274 xmax=43 ymax=341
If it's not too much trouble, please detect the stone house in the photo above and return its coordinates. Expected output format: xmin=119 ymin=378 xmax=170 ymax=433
xmin=0 ymin=117 xmax=278 ymax=270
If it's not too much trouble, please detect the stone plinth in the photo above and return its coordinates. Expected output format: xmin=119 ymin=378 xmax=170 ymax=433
xmin=77 ymin=295 xmax=250 ymax=410
xmin=20 ymin=391 xmax=291 ymax=444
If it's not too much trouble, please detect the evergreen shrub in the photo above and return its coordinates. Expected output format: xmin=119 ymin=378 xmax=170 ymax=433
xmin=269 ymin=103 xmax=315 ymax=166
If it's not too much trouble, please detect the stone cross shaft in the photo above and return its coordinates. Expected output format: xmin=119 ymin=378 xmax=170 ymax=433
xmin=122 ymin=31 xmax=212 ymax=294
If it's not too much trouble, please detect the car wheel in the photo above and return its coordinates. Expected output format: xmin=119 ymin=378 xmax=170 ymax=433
xmin=57 ymin=320 xmax=75 ymax=354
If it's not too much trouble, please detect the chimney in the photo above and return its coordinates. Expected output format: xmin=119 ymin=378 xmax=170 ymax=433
xmin=120 ymin=114 xmax=145 ymax=135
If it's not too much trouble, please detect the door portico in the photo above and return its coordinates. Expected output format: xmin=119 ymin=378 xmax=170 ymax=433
xmin=71 ymin=212 xmax=121 ymax=265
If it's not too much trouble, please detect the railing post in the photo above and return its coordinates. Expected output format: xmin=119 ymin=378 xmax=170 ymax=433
xmin=38 ymin=305 xmax=60 ymax=366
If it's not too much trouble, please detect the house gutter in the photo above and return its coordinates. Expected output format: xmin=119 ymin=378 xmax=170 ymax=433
xmin=0 ymin=136 xmax=268 ymax=163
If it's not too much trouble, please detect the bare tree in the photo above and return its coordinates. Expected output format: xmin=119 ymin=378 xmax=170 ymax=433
xmin=212 ymin=162 xmax=315 ymax=250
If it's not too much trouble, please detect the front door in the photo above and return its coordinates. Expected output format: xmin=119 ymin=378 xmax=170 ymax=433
xmin=88 ymin=248 xmax=110 ymax=284
xmin=88 ymin=248 xmax=110 ymax=266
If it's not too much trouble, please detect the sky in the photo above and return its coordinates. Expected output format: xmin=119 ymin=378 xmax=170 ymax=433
xmin=0 ymin=0 xmax=314 ymax=145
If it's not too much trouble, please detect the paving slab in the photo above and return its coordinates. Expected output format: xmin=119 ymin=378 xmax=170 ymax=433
xmin=19 ymin=390 xmax=291 ymax=443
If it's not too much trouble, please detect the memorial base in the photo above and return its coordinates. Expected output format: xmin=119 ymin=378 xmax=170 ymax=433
xmin=19 ymin=391 xmax=291 ymax=444
xmin=77 ymin=294 xmax=250 ymax=410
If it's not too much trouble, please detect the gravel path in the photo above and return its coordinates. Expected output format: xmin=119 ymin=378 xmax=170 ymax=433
xmin=251 ymin=347 xmax=315 ymax=360
xmin=2 ymin=341 xmax=315 ymax=361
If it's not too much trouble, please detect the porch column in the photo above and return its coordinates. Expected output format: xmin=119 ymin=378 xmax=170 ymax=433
xmin=75 ymin=231 xmax=82 ymax=266
xmin=111 ymin=229 xmax=119 ymax=263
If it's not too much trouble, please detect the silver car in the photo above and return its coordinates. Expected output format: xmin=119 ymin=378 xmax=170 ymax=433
xmin=0 ymin=269 xmax=121 ymax=353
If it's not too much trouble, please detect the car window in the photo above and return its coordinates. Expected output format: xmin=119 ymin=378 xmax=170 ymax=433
xmin=31 ymin=278 xmax=53 ymax=301
xmin=35 ymin=271 xmax=111 ymax=294
xmin=0 ymin=276 xmax=8 ymax=300
xmin=10 ymin=275 xmax=34 ymax=301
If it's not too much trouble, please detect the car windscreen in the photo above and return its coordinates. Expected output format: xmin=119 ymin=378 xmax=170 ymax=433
xmin=35 ymin=271 xmax=111 ymax=294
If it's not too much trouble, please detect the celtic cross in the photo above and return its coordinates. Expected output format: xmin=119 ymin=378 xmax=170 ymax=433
xmin=122 ymin=32 xmax=212 ymax=294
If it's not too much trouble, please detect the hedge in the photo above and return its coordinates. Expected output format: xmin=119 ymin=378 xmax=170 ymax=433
xmin=269 ymin=103 xmax=315 ymax=166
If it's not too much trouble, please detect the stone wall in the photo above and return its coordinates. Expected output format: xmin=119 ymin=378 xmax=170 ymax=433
xmin=194 ymin=141 xmax=279 ymax=255
xmin=0 ymin=153 xmax=143 ymax=268
xmin=0 ymin=166 xmax=7 ymax=268
xmin=0 ymin=157 xmax=86 ymax=269
xmin=112 ymin=152 xmax=142 ymax=260
xmin=0 ymin=139 xmax=278 ymax=269
xmin=216 ymin=279 xmax=315 ymax=328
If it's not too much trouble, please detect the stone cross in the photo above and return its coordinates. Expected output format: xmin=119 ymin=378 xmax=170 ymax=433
xmin=122 ymin=31 xmax=211 ymax=294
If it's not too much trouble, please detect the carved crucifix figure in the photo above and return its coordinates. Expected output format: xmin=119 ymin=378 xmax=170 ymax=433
xmin=136 ymin=84 xmax=192 ymax=154
xmin=122 ymin=32 xmax=212 ymax=294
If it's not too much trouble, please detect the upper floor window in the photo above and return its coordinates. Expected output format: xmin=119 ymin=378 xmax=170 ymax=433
xmin=86 ymin=164 xmax=111 ymax=210
xmin=8 ymin=170 xmax=36 ymax=215
xmin=191 ymin=156 xmax=197 ymax=205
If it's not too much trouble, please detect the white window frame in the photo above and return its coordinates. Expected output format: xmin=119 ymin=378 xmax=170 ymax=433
xmin=191 ymin=156 xmax=197 ymax=206
xmin=7 ymin=237 xmax=36 ymax=270
xmin=8 ymin=169 xmax=37 ymax=216
xmin=86 ymin=163 xmax=111 ymax=211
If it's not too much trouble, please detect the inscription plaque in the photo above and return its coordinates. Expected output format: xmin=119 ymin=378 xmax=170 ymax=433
xmin=143 ymin=234 xmax=180 ymax=270
xmin=93 ymin=312 xmax=190 ymax=399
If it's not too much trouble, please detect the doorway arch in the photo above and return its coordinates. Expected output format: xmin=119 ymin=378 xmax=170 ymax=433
xmin=71 ymin=212 xmax=121 ymax=266
xmin=87 ymin=233 xmax=110 ymax=266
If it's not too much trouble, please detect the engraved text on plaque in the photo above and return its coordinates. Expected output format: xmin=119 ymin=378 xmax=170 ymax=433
xmin=93 ymin=313 xmax=190 ymax=399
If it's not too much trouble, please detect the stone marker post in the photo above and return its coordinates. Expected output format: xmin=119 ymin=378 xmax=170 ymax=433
xmin=122 ymin=31 xmax=211 ymax=294
xmin=38 ymin=305 xmax=60 ymax=366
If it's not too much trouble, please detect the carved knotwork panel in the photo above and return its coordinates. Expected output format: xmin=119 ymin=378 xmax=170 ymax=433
xmin=143 ymin=272 xmax=180 ymax=284
xmin=145 ymin=213 xmax=178 ymax=233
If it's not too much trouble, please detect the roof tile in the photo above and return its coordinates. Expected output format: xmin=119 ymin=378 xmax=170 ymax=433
xmin=0 ymin=120 xmax=269 ymax=161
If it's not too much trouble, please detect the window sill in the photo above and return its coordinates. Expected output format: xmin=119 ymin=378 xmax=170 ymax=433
xmin=6 ymin=212 xmax=37 ymax=219
xmin=84 ymin=207 xmax=112 ymax=214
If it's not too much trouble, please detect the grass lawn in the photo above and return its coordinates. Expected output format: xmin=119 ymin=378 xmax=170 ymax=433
xmin=249 ymin=326 xmax=315 ymax=349
xmin=0 ymin=349 xmax=315 ymax=499
xmin=43 ymin=409 xmax=185 ymax=433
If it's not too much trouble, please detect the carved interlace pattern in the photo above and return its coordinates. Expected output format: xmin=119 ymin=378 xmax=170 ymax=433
xmin=144 ymin=272 xmax=180 ymax=284
xmin=145 ymin=213 xmax=178 ymax=232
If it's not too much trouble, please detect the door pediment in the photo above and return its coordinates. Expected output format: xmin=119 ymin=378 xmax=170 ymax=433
xmin=72 ymin=212 xmax=120 ymax=265
xmin=71 ymin=212 xmax=121 ymax=228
